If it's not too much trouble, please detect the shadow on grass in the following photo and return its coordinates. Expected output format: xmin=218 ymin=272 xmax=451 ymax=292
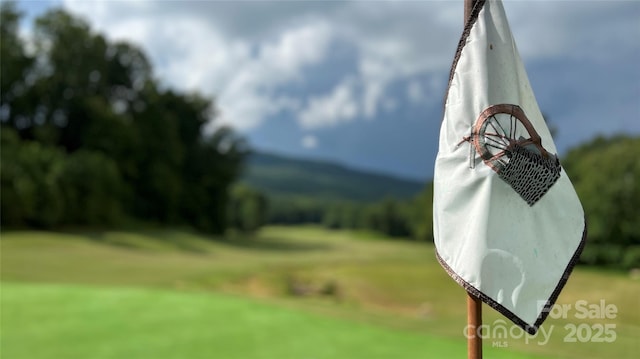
xmin=220 ymin=235 xmax=333 ymax=252
xmin=63 ymin=229 xmax=332 ymax=254
xmin=78 ymin=230 xmax=215 ymax=255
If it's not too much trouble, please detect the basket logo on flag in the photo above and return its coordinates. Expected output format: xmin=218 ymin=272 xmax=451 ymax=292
xmin=469 ymin=104 xmax=562 ymax=206
xmin=433 ymin=0 xmax=586 ymax=335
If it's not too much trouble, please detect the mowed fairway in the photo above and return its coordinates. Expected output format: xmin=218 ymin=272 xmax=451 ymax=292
xmin=2 ymin=282 xmax=526 ymax=359
xmin=1 ymin=226 xmax=638 ymax=358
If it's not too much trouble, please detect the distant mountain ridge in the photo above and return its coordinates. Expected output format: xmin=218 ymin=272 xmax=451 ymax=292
xmin=240 ymin=152 xmax=426 ymax=202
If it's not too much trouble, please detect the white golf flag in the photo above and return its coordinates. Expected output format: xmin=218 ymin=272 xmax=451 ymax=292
xmin=433 ymin=0 xmax=586 ymax=334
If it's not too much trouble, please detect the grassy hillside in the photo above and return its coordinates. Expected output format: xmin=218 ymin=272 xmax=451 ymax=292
xmin=2 ymin=227 xmax=639 ymax=358
xmin=241 ymin=152 xmax=425 ymax=201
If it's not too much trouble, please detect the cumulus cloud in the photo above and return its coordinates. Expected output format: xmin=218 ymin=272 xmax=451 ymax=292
xmin=299 ymin=77 xmax=358 ymax=129
xmin=383 ymin=97 xmax=398 ymax=112
xmin=407 ymin=81 xmax=425 ymax=104
xmin=59 ymin=0 xmax=639 ymax=138
xmin=61 ymin=0 xmax=333 ymax=131
xmin=59 ymin=0 xmax=463 ymax=132
xmin=301 ymin=135 xmax=318 ymax=149
xmin=212 ymin=21 xmax=331 ymax=131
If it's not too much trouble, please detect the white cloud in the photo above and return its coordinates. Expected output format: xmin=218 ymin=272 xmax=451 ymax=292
xmin=383 ymin=97 xmax=398 ymax=112
xmin=361 ymin=80 xmax=384 ymax=119
xmin=58 ymin=0 xmax=639 ymax=137
xmin=299 ymin=77 xmax=358 ymax=129
xmin=59 ymin=0 xmax=461 ymax=132
xmin=211 ymin=21 xmax=331 ymax=131
xmin=301 ymin=135 xmax=318 ymax=149
xmin=291 ymin=1 xmax=461 ymax=128
xmin=503 ymin=1 xmax=640 ymax=61
xmin=259 ymin=22 xmax=332 ymax=81
xmin=407 ymin=81 xmax=425 ymax=104
xmin=61 ymin=0 xmax=333 ymax=132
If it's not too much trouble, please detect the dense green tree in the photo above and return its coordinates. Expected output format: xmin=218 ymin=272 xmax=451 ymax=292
xmin=361 ymin=198 xmax=411 ymax=237
xmin=228 ymin=185 xmax=268 ymax=233
xmin=562 ymin=136 xmax=640 ymax=269
xmin=1 ymin=5 xmax=247 ymax=233
xmin=1 ymin=128 xmax=126 ymax=227
xmin=266 ymin=196 xmax=327 ymax=224
xmin=407 ymin=182 xmax=434 ymax=242
xmin=0 ymin=3 xmax=35 ymax=133
xmin=178 ymin=127 xmax=248 ymax=232
xmin=1 ymin=129 xmax=65 ymax=227
xmin=322 ymin=201 xmax=359 ymax=229
xmin=59 ymin=150 xmax=125 ymax=225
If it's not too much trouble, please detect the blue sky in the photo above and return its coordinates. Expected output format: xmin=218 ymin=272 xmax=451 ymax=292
xmin=16 ymin=0 xmax=640 ymax=180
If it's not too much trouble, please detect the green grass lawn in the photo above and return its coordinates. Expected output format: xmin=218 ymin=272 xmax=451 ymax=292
xmin=1 ymin=282 xmax=538 ymax=359
xmin=1 ymin=226 xmax=639 ymax=358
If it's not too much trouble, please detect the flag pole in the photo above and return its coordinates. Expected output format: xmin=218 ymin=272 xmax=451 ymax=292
xmin=467 ymin=292 xmax=483 ymax=359
xmin=464 ymin=0 xmax=475 ymax=24
xmin=463 ymin=1 xmax=482 ymax=358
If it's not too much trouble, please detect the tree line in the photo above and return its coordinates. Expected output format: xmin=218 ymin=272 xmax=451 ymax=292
xmin=265 ymin=186 xmax=433 ymax=241
xmin=561 ymin=135 xmax=639 ymax=270
xmin=262 ymin=135 xmax=640 ymax=270
xmin=1 ymin=4 xmax=249 ymax=233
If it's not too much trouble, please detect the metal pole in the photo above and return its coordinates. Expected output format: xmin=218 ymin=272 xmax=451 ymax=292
xmin=467 ymin=292 xmax=483 ymax=359
xmin=462 ymin=2 xmax=482 ymax=357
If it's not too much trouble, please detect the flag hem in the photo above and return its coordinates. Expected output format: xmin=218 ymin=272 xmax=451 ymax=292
xmin=435 ymin=222 xmax=587 ymax=335
xmin=444 ymin=0 xmax=487 ymax=109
